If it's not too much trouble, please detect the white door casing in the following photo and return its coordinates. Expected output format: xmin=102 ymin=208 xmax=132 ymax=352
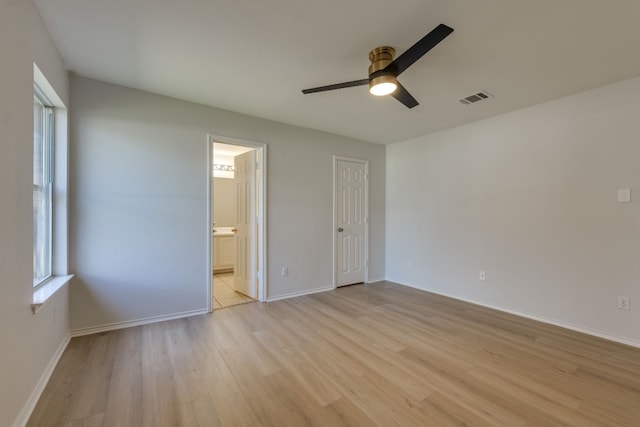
xmin=208 ymin=135 xmax=267 ymax=312
xmin=234 ymin=149 xmax=257 ymax=298
xmin=334 ymin=156 xmax=368 ymax=287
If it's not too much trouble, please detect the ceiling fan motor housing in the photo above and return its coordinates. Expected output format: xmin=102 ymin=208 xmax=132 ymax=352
xmin=368 ymin=46 xmax=397 ymax=88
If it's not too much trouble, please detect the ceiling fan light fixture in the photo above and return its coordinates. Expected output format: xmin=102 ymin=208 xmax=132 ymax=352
xmin=368 ymin=46 xmax=397 ymax=96
xmin=369 ymin=75 xmax=398 ymax=96
xmin=301 ymin=24 xmax=454 ymax=109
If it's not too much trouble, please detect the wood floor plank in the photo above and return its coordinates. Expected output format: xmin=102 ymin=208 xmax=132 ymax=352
xmin=252 ymin=328 xmax=344 ymax=406
xmin=140 ymin=323 xmax=179 ymax=427
xmin=177 ymin=396 xmax=223 ymax=427
xmin=321 ymin=397 xmax=379 ymax=427
xmin=101 ymin=327 xmax=143 ymax=427
xmin=29 ymin=281 xmax=640 ymax=426
xmin=201 ymin=347 xmax=262 ymax=427
xmin=63 ymin=413 xmax=105 ymax=427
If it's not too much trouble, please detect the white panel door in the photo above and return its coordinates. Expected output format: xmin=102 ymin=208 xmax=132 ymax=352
xmin=335 ymin=158 xmax=367 ymax=287
xmin=234 ymin=150 xmax=257 ymax=298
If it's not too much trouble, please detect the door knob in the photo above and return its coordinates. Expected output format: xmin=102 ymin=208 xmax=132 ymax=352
xmin=337 ymin=228 xmax=344 ymax=232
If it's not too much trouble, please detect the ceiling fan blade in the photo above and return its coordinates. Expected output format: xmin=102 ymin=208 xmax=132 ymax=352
xmin=391 ymin=82 xmax=419 ymax=108
xmin=302 ymin=79 xmax=369 ymax=94
xmin=387 ymin=23 xmax=454 ymax=77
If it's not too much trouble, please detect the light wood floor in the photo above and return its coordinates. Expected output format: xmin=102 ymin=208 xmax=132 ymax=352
xmin=28 ymin=281 xmax=640 ymax=426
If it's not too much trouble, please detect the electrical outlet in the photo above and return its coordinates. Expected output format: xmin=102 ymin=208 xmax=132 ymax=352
xmin=617 ymin=296 xmax=630 ymax=310
xmin=281 ymin=267 xmax=288 ymax=277
xmin=479 ymin=271 xmax=486 ymax=281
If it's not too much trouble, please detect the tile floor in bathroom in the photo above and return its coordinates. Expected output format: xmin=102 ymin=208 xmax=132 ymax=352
xmin=213 ymin=272 xmax=255 ymax=309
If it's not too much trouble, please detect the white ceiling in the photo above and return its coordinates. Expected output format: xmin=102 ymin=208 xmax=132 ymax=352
xmin=34 ymin=0 xmax=640 ymax=144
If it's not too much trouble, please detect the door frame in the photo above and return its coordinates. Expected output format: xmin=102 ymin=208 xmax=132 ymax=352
xmin=332 ymin=155 xmax=369 ymax=288
xmin=207 ymin=134 xmax=267 ymax=311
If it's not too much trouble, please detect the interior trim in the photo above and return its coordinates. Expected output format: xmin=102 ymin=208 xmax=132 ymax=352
xmin=393 ymin=279 xmax=640 ymax=349
xmin=12 ymin=333 xmax=70 ymax=427
xmin=266 ymin=285 xmax=334 ymax=302
xmin=70 ymin=309 xmax=208 ymax=338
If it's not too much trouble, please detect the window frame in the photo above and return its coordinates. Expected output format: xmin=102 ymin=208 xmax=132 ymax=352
xmin=31 ymin=63 xmax=73 ymax=313
xmin=33 ymin=86 xmax=54 ymax=287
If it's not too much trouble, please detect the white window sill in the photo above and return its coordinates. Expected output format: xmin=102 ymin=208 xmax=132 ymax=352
xmin=32 ymin=274 xmax=74 ymax=314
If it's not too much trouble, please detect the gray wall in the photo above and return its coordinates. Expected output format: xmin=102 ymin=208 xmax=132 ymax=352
xmin=69 ymin=76 xmax=386 ymax=331
xmin=0 ymin=1 xmax=70 ymax=426
xmin=386 ymin=76 xmax=640 ymax=345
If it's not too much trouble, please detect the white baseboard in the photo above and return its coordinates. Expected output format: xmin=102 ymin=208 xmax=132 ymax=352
xmin=70 ymin=309 xmax=209 ymax=337
xmin=267 ymin=285 xmax=334 ymax=302
xmin=367 ymin=276 xmax=385 ymax=283
xmin=390 ymin=279 xmax=640 ymax=350
xmin=13 ymin=333 xmax=71 ymax=427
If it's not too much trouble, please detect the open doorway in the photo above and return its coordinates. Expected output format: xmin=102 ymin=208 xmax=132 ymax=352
xmin=208 ymin=135 xmax=266 ymax=311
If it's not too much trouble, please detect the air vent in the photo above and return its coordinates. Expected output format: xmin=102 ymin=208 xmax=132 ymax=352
xmin=459 ymin=91 xmax=492 ymax=105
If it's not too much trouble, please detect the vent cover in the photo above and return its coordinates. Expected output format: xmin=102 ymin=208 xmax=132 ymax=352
xmin=459 ymin=91 xmax=492 ymax=105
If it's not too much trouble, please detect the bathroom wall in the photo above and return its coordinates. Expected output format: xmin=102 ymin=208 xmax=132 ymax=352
xmin=213 ymin=177 xmax=236 ymax=227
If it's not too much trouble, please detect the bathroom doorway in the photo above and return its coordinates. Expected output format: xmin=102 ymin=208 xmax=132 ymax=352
xmin=208 ymin=135 xmax=266 ymax=311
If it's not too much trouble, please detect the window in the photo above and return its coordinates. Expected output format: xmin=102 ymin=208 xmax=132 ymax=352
xmin=33 ymin=88 xmax=54 ymax=286
xmin=31 ymin=64 xmax=72 ymax=312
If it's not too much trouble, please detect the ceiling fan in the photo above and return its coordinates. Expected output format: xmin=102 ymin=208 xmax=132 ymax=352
xmin=301 ymin=24 xmax=454 ymax=109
